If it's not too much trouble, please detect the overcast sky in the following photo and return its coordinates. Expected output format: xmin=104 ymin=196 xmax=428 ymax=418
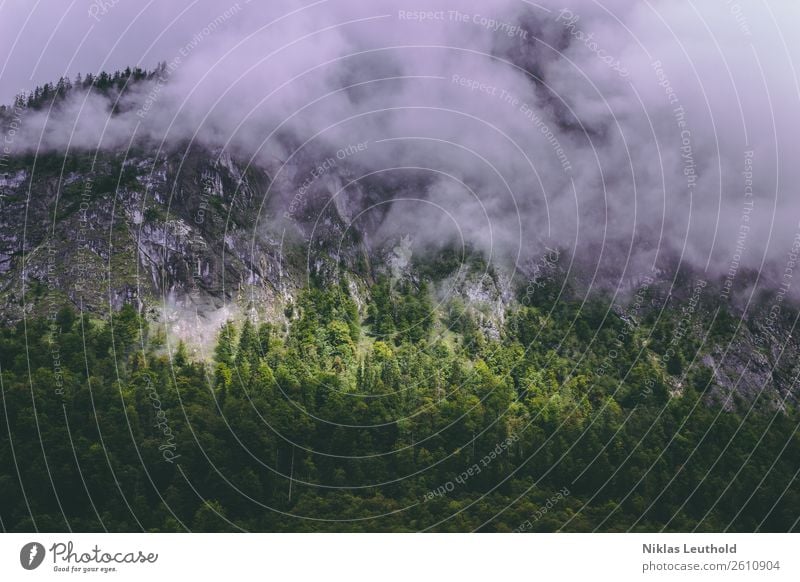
xmin=3 ymin=0 xmax=800 ymax=283
xmin=0 ymin=0 xmax=252 ymax=103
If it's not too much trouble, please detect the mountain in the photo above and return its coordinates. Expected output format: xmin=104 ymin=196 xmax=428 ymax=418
xmin=0 ymin=72 xmax=798 ymax=532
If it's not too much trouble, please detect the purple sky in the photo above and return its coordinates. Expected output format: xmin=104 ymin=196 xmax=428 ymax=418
xmin=0 ymin=0 xmax=251 ymax=103
xmin=3 ymin=0 xmax=800 ymax=284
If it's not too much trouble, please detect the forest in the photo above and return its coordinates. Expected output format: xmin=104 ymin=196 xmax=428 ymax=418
xmin=1 ymin=274 xmax=798 ymax=532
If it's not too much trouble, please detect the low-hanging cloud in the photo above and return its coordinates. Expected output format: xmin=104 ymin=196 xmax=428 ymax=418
xmin=4 ymin=0 xmax=800 ymax=294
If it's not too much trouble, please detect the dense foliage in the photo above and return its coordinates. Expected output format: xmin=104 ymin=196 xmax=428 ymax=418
xmin=0 ymin=278 xmax=798 ymax=532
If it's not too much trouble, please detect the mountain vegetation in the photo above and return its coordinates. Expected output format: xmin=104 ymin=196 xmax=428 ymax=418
xmin=1 ymin=276 xmax=797 ymax=532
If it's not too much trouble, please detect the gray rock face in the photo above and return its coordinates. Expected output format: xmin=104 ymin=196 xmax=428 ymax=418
xmin=0 ymin=149 xmax=286 ymax=334
xmin=703 ymin=315 xmax=800 ymax=411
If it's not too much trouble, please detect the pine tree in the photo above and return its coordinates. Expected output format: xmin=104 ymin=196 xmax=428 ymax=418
xmin=235 ymin=319 xmax=257 ymax=368
xmin=214 ymin=321 xmax=237 ymax=366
